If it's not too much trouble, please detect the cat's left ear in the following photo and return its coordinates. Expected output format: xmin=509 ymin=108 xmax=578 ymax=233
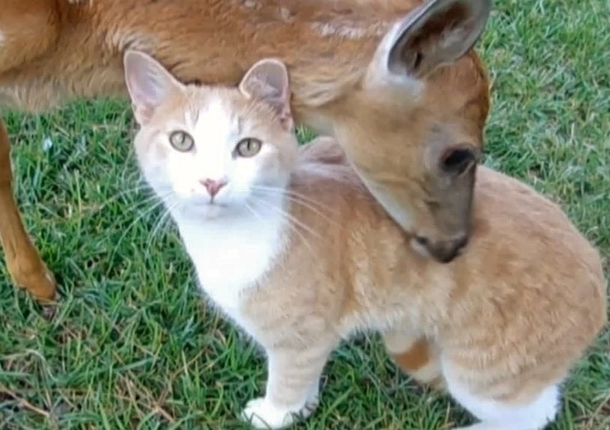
xmin=239 ymin=58 xmax=293 ymax=131
xmin=124 ymin=50 xmax=184 ymax=125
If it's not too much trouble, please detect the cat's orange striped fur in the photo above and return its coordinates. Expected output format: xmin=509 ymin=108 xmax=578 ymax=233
xmin=125 ymin=51 xmax=606 ymax=430
xmin=1 ymin=0 xmax=491 ymax=301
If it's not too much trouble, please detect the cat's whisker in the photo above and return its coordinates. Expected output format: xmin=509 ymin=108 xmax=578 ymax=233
xmin=281 ymin=197 xmax=340 ymax=229
xmin=253 ymin=185 xmax=336 ymax=213
xmin=252 ymin=185 xmax=341 ymax=226
xmin=99 ymin=176 xmax=169 ymax=205
xmin=109 ymin=195 xmax=169 ymax=255
xmin=149 ymin=209 xmax=171 ymax=240
xmin=249 ymin=195 xmax=322 ymax=240
xmin=140 ymin=197 xmax=182 ymax=254
xmin=119 ymin=194 xmax=161 ymax=212
xmin=147 ymin=198 xmax=181 ymax=248
xmin=88 ymin=183 xmax=158 ymax=215
xmin=253 ymin=188 xmax=341 ymax=229
xmin=103 ymin=196 xmax=169 ymax=278
xmin=139 ymin=191 xmax=175 ymax=209
xmin=248 ymin=195 xmax=319 ymax=256
xmin=121 ymin=189 xmax=176 ymax=214
xmin=244 ymin=202 xmax=266 ymax=225
xmin=278 ymin=217 xmax=318 ymax=258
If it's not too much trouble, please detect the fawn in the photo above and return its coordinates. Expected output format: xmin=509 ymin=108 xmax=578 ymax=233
xmin=0 ymin=0 xmax=491 ymax=301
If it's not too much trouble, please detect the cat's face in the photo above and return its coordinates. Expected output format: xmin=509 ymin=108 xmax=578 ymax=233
xmin=125 ymin=53 xmax=298 ymax=219
xmin=135 ymin=90 xmax=298 ymax=218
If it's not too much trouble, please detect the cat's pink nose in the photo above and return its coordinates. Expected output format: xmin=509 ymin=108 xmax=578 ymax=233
xmin=200 ymin=178 xmax=227 ymax=198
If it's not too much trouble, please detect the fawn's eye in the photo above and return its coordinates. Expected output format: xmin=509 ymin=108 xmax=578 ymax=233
xmin=440 ymin=145 xmax=476 ymax=176
xmin=234 ymin=137 xmax=262 ymax=158
xmin=169 ymin=130 xmax=195 ymax=152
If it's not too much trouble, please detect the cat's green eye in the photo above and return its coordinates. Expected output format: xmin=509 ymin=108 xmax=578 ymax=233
xmin=235 ymin=138 xmax=262 ymax=158
xmin=169 ymin=130 xmax=195 ymax=152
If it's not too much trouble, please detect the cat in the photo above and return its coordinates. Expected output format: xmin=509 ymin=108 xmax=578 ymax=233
xmin=123 ymin=49 xmax=607 ymax=430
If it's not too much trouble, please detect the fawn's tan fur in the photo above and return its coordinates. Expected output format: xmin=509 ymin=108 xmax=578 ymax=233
xmin=127 ymin=53 xmax=606 ymax=428
xmin=1 ymin=0 xmax=491 ymax=301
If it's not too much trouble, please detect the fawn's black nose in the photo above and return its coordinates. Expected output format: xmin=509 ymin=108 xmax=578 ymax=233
xmin=415 ymin=234 xmax=469 ymax=263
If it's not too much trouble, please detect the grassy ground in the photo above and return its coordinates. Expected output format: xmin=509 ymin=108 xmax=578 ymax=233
xmin=1 ymin=0 xmax=609 ymax=428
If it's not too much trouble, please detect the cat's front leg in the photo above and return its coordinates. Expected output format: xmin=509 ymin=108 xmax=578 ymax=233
xmin=241 ymin=344 xmax=333 ymax=429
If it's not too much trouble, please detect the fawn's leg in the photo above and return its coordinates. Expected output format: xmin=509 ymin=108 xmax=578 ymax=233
xmin=0 ymin=118 xmax=56 ymax=301
xmin=241 ymin=341 xmax=335 ymax=429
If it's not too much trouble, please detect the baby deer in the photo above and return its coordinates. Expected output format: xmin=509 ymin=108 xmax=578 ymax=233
xmin=0 ymin=0 xmax=491 ymax=300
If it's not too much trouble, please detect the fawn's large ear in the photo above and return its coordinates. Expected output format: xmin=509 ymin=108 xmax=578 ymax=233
xmin=381 ymin=0 xmax=492 ymax=80
xmin=239 ymin=58 xmax=293 ymax=130
xmin=123 ymin=50 xmax=183 ymax=125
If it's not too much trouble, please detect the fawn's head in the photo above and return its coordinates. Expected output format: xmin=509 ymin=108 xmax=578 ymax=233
xmin=333 ymin=0 xmax=491 ymax=263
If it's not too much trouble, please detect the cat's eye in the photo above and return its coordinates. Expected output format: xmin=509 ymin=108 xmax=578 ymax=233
xmin=235 ymin=138 xmax=263 ymax=158
xmin=169 ymin=130 xmax=195 ymax=152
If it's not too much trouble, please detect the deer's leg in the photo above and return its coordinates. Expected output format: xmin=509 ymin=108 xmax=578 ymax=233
xmin=0 ymin=118 xmax=56 ymax=301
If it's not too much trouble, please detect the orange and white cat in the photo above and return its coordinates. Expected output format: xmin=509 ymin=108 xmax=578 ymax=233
xmin=124 ymin=51 xmax=607 ymax=430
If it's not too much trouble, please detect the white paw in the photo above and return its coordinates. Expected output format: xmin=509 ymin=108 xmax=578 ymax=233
xmin=241 ymin=397 xmax=315 ymax=429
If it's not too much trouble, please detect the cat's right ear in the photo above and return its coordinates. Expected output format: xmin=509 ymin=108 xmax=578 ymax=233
xmin=123 ymin=50 xmax=183 ymax=125
xmin=239 ymin=58 xmax=293 ymax=131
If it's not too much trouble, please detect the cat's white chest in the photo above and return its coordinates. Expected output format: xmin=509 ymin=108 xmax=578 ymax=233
xmin=175 ymin=209 xmax=287 ymax=323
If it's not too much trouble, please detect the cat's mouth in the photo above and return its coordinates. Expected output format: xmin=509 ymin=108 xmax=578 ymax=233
xmin=186 ymin=197 xmax=231 ymax=217
xmin=184 ymin=191 xmax=226 ymax=206
xmin=191 ymin=198 xmax=228 ymax=208
xmin=175 ymin=190 xmax=237 ymax=217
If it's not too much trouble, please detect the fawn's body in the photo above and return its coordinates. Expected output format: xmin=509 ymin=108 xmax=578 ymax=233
xmin=1 ymin=0 xmax=492 ymax=301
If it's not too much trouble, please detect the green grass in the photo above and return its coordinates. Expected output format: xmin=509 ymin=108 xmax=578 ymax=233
xmin=1 ymin=0 xmax=609 ymax=428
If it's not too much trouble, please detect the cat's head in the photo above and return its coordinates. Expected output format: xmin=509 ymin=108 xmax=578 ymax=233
xmin=123 ymin=51 xmax=298 ymax=219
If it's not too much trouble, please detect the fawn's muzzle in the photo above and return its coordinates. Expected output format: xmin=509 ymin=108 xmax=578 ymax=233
xmin=414 ymin=234 xmax=469 ymax=264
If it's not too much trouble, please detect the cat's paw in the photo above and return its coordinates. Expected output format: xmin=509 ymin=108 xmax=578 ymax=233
xmin=241 ymin=397 xmax=314 ymax=429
